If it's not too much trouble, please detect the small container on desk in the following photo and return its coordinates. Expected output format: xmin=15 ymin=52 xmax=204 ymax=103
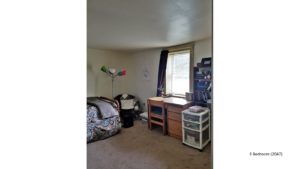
xmin=182 ymin=108 xmax=210 ymax=151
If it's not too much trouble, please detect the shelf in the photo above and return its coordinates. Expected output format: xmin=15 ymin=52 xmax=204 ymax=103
xmin=194 ymin=79 xmax=211 ymax=81
xmin=150 ymin=120 xmax=163 ymax=126
xmin=193 ymin=101 xmax=210 ymax=103
xmin=194 ymin=67 xmax=211 ymax=70
xmin=149 ymin=113 xmax=163 ymax=119
xmin=194 ymin=90 xmax=211 ymax=92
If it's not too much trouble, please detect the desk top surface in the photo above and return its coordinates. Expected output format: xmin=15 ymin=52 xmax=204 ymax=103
xmin=148 ymin=97 xmax=191 ymax=106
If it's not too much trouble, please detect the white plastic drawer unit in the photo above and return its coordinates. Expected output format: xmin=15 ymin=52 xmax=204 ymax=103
xmin=182 ymin=108 xmax=210 ymax=151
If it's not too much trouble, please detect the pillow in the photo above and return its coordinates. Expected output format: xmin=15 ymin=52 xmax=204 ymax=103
xmin=120 ymin=99 xmax=134 ymax=110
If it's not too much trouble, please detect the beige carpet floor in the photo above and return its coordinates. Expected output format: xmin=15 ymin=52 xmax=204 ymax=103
xmin=87 ymin=120 xmax=211 ymax=169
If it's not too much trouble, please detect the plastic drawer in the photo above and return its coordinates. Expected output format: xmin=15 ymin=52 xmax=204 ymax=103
xmin=183 ymin=121 xmax=200 ymax=130
xmin=182 ymin=111 xmax=209 ymax=123
xmin=183 ymin=128 xmax=200 ymax=146
xmin=183 ymin=114 xmax=200 ymax=122
xmin=202 ymin=127 xmax=210 ymax=144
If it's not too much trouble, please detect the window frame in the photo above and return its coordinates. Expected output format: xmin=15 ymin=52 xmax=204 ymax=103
xmin=164 ymin=44 xmax=194 ymax=97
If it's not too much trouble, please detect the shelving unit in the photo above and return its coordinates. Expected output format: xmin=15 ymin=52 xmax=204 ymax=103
xmin=193 ymin=65 xmax=212 ymax=107
xmin=182 ymin=108 xmax=210 ymax=150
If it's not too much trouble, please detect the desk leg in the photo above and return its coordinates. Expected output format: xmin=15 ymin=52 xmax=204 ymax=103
xmin=163 ymin=108 xmax=166 ymax=135
xmin=147 ymin=102 xmax=151 ymax=129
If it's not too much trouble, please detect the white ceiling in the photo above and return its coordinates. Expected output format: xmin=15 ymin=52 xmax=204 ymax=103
xmin=87 ymin=0 xmax=212 ymax=51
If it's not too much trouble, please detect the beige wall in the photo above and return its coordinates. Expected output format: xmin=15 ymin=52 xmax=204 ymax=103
xmin=87 ymin=38 xmax=212 ymax=110
xmin=127 ymin=49 xmax=161 ymax=110
xmin=126 ymin=38 xmax=212 ymax=109
xmin=194 ymin=38 xmax=212 ymax=66
xmin=87 ymin=48 xmax=131 ymax=98
xmin=86 ymin=48 xmax=161 ymax=110
xmin=87 ymin=63 xmax=96 ymax=97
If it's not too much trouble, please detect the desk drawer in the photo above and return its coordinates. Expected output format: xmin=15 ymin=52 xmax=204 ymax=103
xmin=168 ymin=111 xmax=181 ymax=121
xmin=167 ymin=105 xmax=184 ymax=113
xmin=168 ymin=119 xmax=182 ymax=137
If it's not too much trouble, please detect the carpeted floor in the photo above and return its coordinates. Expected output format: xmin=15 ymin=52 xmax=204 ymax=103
xmin=87 ymin=120 xmax=211 ymax=169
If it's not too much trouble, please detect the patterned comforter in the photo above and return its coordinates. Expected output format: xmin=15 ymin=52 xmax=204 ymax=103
xmin=87 ymin=97 xmax=121 ymax=143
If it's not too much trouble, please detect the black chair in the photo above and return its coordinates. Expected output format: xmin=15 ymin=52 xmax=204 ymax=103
xmin=114 ymin=94 xmax=140 ymax=128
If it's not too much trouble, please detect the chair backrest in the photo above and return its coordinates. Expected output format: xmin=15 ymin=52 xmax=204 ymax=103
xmin=147 ymin=99 xmax=165 ymax=118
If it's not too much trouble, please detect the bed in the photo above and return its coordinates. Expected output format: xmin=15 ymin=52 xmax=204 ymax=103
xmin=87 ymin=97 xmax=121 ymax=143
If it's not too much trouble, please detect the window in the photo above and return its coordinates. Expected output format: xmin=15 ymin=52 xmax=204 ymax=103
xmin=166 ymin=50 xmax=191 ymax=95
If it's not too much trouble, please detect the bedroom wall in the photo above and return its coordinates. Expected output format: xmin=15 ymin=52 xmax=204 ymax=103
xmin=194 ymin=38 xmax=212 ymax=66
xmin=125 ymin=49 xmax=161 ymax=111
xmin=87 ymin=38 xmax=212 ymax=110
xmin=125 ymin=39 xmax=212 ymax=110
xmin=87 ymin=63 xmax=96 ymax=97
xmin=87 ymin=48 xmax=132 ymax=98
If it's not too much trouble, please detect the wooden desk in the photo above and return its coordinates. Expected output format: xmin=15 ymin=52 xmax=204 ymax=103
xmin=147 ymin=97 xmax=192 ymax=139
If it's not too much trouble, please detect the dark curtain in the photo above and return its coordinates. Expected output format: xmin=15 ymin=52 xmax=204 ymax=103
xmin=156 ymin=50 xmax=169 ymax=96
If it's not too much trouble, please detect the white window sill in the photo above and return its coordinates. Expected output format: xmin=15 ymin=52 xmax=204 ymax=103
xmin=165 ymin=94 xmax=185 ymax=98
